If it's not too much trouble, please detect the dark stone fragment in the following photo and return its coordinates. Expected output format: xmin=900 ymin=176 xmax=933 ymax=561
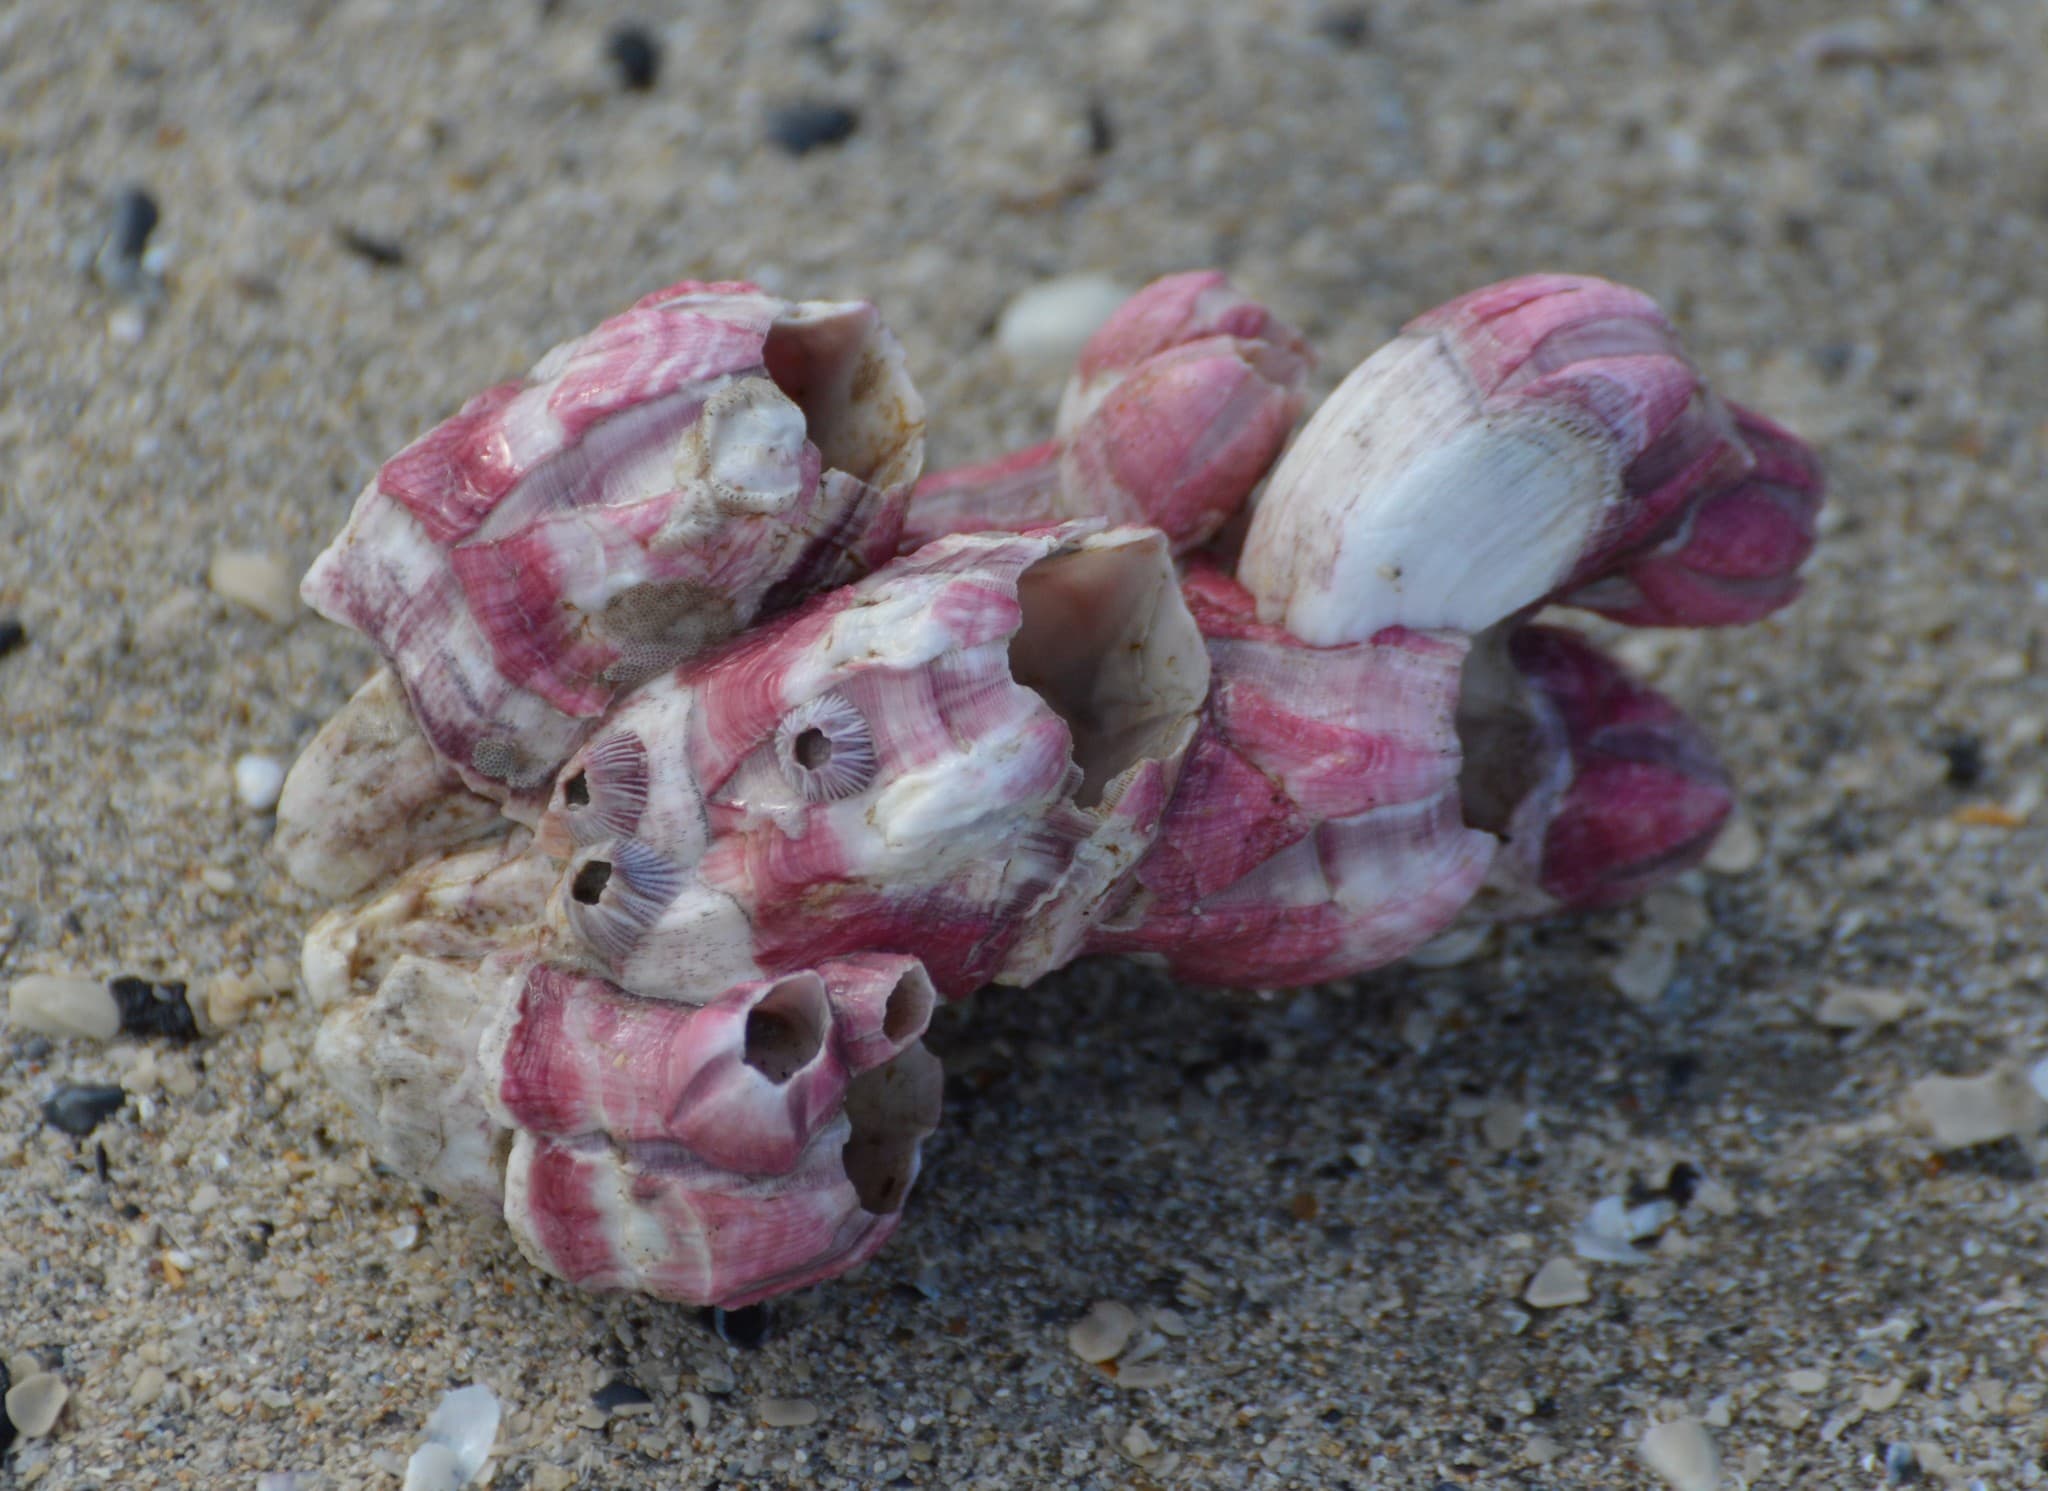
xmin=605 ymin=24 xmax=661 ymax=90
xmin=1 ymin=1354 xmax=12 ymax=1451
xmin=765 ymin=101 xmax=859 ymax=156
xmin=702 ymin=1302 xmax=770 ymax=1348
xmin=17 ymin=1035 xmax=52 ymax=1062
xmin=1086 ymin=99 xmax=1114 ymax=155
xmin=336 ymin=226 xmax=406 ymax=267
xmin=1885 ymin=1441 xmax=1921 ymax=1484
xmin=1941 ymin=734 xmax=1985 ymax=788
xmin=592 ymin=1377 xmax=652 ymax=1412
xmin=41 ymin=1083 xmax=127 ymax=1138
xmin=109 ymin=976 xmax=199 ymax=1042
xmin=94 ymin=1142 xmax=111 ymax=1183
xmin=107 ymin=186 xmax=160 ymax=263
xmin=1662 ymin=1160 xmax=1702 ymax=1208
xmin=0 ymin=617 xmax=24 ymax=660
xmin=1314 ymin=8 xmax=1371 ymax=48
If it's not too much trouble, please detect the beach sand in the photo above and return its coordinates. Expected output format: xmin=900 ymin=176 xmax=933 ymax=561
xmin=3 ymin=1 xmax=2046 ymax=1485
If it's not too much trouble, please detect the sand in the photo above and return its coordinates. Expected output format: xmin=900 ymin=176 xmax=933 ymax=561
xmin=4 ymin=1 xmax=2047 ymax=1486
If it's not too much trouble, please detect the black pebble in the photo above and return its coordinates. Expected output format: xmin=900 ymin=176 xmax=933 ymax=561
xmin=1 ymin=1354 xmax=12 ymax=1451
xmin=107 ymin=186 xmax=160 ymax=265
xmin=336 ymin=226 xmax=406 ymax=267
xmin=0 ymin=617 xmax=25 ymax=661
xmin=41 ymin=1083 xmax=128 ymax=1138
xmin=1314 ymin=8 xmax=1372 ymax=48
xmin=109 ymin=975 xmax=199 ymax=1042
xmin=764 ymin=101 xmax=859 ymax=156
xmin=605 ymin=24 xmax=662 ymax=91
xmin=1085 ymin=99 xmax=1114 ymax=155
xmin=1884 ymin=1441 xmax=1921 ymax=1484
xmin=702 ymin=1302 xmax=770 ymax=1347
xmin=591 ymin=1377 xmax=652 ymax=1412
xmin=1941 ymin=734 xmax=1985 ymax=789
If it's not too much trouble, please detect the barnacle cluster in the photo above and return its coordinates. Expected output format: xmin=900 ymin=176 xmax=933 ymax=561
xmin=279 ymin=271 xmax=1822 ymax=1306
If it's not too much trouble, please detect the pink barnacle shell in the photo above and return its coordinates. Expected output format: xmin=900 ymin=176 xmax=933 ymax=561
xmin=1462 ymin=624 xmax=1733 ymax=917
xmin=1237 ymin=274 xmax=1823 ymax=642
xmin=902 ymin=272 xmax=1311 ymax=553
xmin=298 ymin=280 xmax=926 ymax=810
xmin=538 ymin=522 xmax=1212 ymax=1002
xmin=488 ymin=957 xmax=941 ymax=1307
xmin=1085 ymin=564 xmax=1496 ymax=986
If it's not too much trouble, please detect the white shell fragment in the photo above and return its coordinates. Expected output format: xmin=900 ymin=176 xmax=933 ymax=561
xmin=208 ymin=548 xmax=299 ymax=623
xmin=7 ymin=974 xmax=120 ymax=1041
xmin=1904 ymin=1067 xmax=2048 ymax=1151
xmin=4 ymin=1370 xmax=70 ymax=1438
xmin=1523 ymin=1256 xmax=1592 ymax=1309
xmin=1639 ymin=1416 xmax=1722 ymax=1491
xmin=995 ymin=274 xmax=1133 ymax=367
xmin=402 ymin=1383 xmax=500 ymax=1491
xmin=1572 ymin=1194 xmax=1676 ymax=1265
xmin=1068 ymin=1299 xmax=1139 ymax=1362
xmin=234 ymin=753 xmax=287 ymax=812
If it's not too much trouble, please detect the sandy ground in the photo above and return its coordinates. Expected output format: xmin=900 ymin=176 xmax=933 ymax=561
xmin=4 ymin=1 xmax=2048 ymax=1486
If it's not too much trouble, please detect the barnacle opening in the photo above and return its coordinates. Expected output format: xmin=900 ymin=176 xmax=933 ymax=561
xmin=882 ymin=965 xmax=933 ymax=1046
xmin=742 ymin=974 xmax=830 ymax=1083
xmin=555 ymin=730 xmax=651 ymax=844
xmin=763 ymin=304 xmax=925 ymax=493
xmin=841 ymin=1045 xmax=941 ymax=1213
xmin=1453 ymin=627 xmax=1556 ymax=839
xmin=775 ymin=693 xmax=878 ymax=801
xmin=563 ymin=772 xmax=591 ymax=808
xmin=1006 ymin=534 xmax=1208 ymax=808
xmin=571 ymin=859 xmax=612 ymax=904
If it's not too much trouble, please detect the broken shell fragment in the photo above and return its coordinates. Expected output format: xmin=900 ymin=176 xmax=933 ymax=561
xmin=298 ymin=281 xmax=926 ymax=816
xmin=903 ymin=272 xmax=1311 ymax=553
xmin=1237 ymin=274 xmax=1823 ymax=642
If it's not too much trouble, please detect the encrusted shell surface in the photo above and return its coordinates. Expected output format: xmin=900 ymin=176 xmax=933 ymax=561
xmin=297 ymin=280 xmax=926 ymax=816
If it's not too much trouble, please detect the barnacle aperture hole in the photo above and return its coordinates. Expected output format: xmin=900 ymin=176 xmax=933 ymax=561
xmin=792 ymin=727 xmax=833 ymax=771
xmin=762 ymin=305 xmax=922 ymax=491
xmin=564 ymin=771 xmax=591 ymax=808
xmin=1455 ymin=625 xmax=1552 ymax=837
xmin=882 ymin=965 xmax=935 ymax=1046
xmin=742 ymin=975 xmax=829 ymax=1083
xmin=1007 ymin=536 xmax=1209 ymax=807
xmin=841 ymin=1046 xmax=941 ymax=1213
xmin=571 ymin=859 xmax=613 ymax=905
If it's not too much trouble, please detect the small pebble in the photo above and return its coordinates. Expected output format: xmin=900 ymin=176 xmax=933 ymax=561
xmin=1068 ymin=1299 xmax=1139 ymax=1363
xmin=1116 ymin=1362 xmax=1175 ymax=1390
xmin=529 ymin=1468 xmax=575 ymax=1491
xmin=1703 ymin=808 xmax=1762 ymax=873
xmin=1639 ymin=1416 xmax=1720 ymax=1491
xmin=1480 ymin=1101 xmax=1524 ymax=1152
xmin=1785 ymin=1367 xmax=1829 ymax=1394
xmin=1905 ymin=1067 xmax=2046 ymax=1150
xmin=129 ymin=1366 xmax=167 ymax=1408
xmin=0 ymin=616 xmax=24 ymax=660
xmin=1814 ymin=985 xmax=1916 ymax=1030
xmin=1861 ymin=1377 xmax=1906 ymax=1412
xmin=235 ymin=754 xmax=287 ymax=812
xmin=5 ymin=1371 xmax=69 ymax=1438
xmin=9 ymin=974 xmax=121 ymax=1041
xmin=591 ymin=1378 xmax=652 ymax=1414
xmin=758 ymin=1396 xmax=819 ymax=1428
xmin=680 ymin=1390 xmax=712 ymax=1433
xmin=109 ymin=975 xmax=200 ymax=1041
xmin=93 ymin=185 xmax=159 ymax=290
xmin=1523 ymin=1256 xmax=1591 ymax=1309
xmin=41 ymin=1083 xmax=128 ymax=1137
xmin=995 ymin=273 xmax=1132 ymax=369
xmin=604 ymin=24 xmax=661 ymax=91
xmin=336 ymin=226 xmax=406 ymax=267
xmin=765 ymin=101 xmax=860 ymax=156
xmin=1609 ymin=925 xmax=1677 ymax=1004
xmin=209 ymin=549 xmax=299 ymax=623
xmin=1884 ymin=1441 xmax=1921 ymax=1483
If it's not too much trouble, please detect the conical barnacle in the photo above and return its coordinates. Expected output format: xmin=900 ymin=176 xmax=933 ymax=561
xmin=536 ymin=521 xmax=1211 ymax=1000
xmin=488 ymin=956 xmax=942 ymax=1307
xmin=1457 ymin=624 xmax=1732 ymax=917
xmin=294 ymin=280 xmax=926 ymax=831
xmin=1237 ymin=274 xmax=1823 ymax=643
xmin=1084 ymin=562 xmax=1497 ymax=986
xmin=902 ymin=272 xmax=1311 ymax=553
